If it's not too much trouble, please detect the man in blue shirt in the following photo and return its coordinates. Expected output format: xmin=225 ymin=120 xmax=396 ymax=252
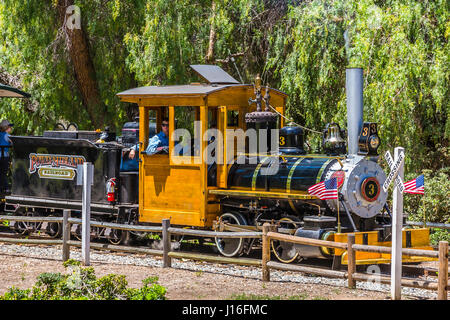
xmin=129 ymin=118 xmax=169 ymax=159
xmin=0 ymin=119 xmax=13 ymax=192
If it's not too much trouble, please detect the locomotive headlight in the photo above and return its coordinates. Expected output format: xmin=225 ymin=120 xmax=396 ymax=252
xmin=358 ymin=122 xmax=380 ymax=156
xmin=369 ymin=135 xmax=380 ymax=151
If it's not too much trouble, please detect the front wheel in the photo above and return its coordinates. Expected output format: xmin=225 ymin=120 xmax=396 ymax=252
xmin=271 ymin=216 xmax=301 ymax=263
xmin=215 ymin=212 xmax=248 ymax=257
xmin=108 ymin=229 xmax=129 ymax=245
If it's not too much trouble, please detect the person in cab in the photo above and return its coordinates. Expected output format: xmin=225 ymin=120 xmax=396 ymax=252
xmin=129 ymin=118 xmax=169 ymax=159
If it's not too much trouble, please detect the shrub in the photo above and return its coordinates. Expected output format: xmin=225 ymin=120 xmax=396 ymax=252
xmin=0 ymin=259 xmax=166 ymax=300
xmin=403 ymin=168 xmax=450 ymax=244
xmin=126 ymin=276 xmax=167 ymax=300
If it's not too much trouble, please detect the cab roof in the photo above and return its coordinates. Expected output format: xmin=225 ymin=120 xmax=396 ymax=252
xmin=117 ymin=64 xmax=286 ymax=107
xmin=117 ymin=83 xmax=235 ymax=96
xmin=117 ymin=83 xmax=287 ymax=108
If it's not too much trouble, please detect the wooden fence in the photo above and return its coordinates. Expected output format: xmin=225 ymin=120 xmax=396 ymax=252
xmin=0 ymin=214 xmax=448 ymax=300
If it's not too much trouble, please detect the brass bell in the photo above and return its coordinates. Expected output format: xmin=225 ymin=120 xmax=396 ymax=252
xmin=322 ymin=123 xmax=346 ymax=155
xmin=326 ymin=124 xmax=345 ymax=144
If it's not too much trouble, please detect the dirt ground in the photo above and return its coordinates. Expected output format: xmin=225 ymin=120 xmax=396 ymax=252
xmin=0 ymin=248 xmax=433 ymax=300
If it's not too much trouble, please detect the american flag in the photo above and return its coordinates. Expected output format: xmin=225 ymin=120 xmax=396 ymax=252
xmin=404 ymin=174 xmax=424 ymax=195
xmin=308 ymin=177 xmax=338 ymax=200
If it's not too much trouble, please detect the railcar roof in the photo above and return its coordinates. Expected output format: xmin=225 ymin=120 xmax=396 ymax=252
xmin=117 ymin=83 xmax=287 ymax=107
xmin=117 ymin=84 xmax=236 ymax=96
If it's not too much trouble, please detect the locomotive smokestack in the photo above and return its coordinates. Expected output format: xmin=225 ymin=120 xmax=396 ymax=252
xmin=346 ymin=68 xmax=364 ymax=155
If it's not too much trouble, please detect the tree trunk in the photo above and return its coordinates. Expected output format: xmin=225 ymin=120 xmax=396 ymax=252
xmin=57 ymin=0 xmax=104 ymax=129
xmin=205 ymin=1 xmax=217 ymax=63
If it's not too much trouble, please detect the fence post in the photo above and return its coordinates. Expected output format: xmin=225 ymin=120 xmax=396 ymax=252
xmin=62 ymin=210 xmax=71 ymax=262
xmin=81 ymin=162 xmax=93 ymax=266
xmin=162 ymin=219 xmax=171 ymax=268
xmin=347 ymin=233 xmax=356 ymax=289
xmin=262 ymin=223 xmax=271 ymax=282
xmin=438 ymin=241 xmax=448 ymax=300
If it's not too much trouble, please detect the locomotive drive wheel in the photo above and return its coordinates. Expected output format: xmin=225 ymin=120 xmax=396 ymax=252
xmin=72 ymin=224 xmax=82 ymax=241
xmin=46 ymin=221 xmax=62 ymax=238
xmin=12 ymin=212 xmax=39 ymax=236
xmin=45 ymin=214 xmax=62 ymax=238
xmin=215 ymin=212 xmax=248 ymax=257
xmin=12 ymin=219 xmax=30 ymax=236
xmin=108 ymin=229 xmax=129 ymax=245
xmin=271 ymin=216 xmax=301 ymax=263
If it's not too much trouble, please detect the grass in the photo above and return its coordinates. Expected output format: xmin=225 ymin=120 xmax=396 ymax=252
xmin=195 ymin=271 xmax=203 ymax=277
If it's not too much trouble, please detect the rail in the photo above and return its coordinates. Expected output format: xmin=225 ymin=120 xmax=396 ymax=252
xmin=406 ymin=220 xmax=450 ymax=230
xmin=0 ymin=214 xmax=447 ymax=300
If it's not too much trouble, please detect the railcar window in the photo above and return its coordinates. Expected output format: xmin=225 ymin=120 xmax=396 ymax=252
xmin=227 ymin=110 xmax=239 ymax=127
xmin=174 ymin=106 xmax=200 ymax=157
xmin=207 ymin=107 xmax=218 ymax=187
xmin=148 ymin=112 xmax=157 ymax=138
xmin=141 ymin=108 xmax=169 ymax=154
xmin=208 ymin=108 xmax=217 ymax=129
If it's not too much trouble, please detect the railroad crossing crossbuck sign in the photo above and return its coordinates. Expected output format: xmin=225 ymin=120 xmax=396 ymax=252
xmin=383 ymin=150 xmax=405 ymax=193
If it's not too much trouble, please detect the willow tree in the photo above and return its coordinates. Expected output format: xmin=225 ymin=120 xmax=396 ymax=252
xmin=0 ymin=0 xmax=447 ymax=176
xmin=0 ymin=0 xmax=146 ymax=133
xmin=266 ymin=0 xmax=449 ymax=173
xmin=124 ymin=0 xmax=289 ymax=85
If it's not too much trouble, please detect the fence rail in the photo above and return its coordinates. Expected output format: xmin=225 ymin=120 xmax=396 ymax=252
xmin=0 ymin=214 xmax=448 ymax=300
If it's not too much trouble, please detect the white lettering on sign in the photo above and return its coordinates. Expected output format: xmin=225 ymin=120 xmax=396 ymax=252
xmin=383 ymin=151 xmax=405 ymax=193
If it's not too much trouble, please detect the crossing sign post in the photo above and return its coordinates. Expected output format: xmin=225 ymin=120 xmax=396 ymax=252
xmin=384 ymin=147 xmax=405 ymax=300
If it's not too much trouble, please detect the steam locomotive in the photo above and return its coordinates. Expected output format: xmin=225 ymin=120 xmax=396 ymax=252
xmin=1 ymin=66 xmax=432 ymax=265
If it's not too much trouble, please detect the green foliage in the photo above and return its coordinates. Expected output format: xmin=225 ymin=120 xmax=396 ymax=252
xmin=0 ymin=260 xmax=166 ymax=300
xmin=268 ymin=0 xmax=449 ymax=172
xmin=1 ymin=287 xmax=31 ymax=300
xmin=404 ymin=168 xmax=450 ymax=244
xmin=0 ymin=1 xmax=447 ymax=221
xmin=94 ymin=274 xmax=129 ymax=300
xmin=0 ymin=0 xmax=146 ymax=133
xmin=124 ymin=0 xmax=275 ymax=86
xmin=1 ymin=0 xmax=446 ymax=171
xmin=126 ymin=276 xmax=167 ymax=300
xmin=429 ymin=229 xmax=450 ymax=245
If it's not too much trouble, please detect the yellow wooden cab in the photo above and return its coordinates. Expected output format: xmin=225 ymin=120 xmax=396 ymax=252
xmin=118 ymin=80 xmax=287 ymax=228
